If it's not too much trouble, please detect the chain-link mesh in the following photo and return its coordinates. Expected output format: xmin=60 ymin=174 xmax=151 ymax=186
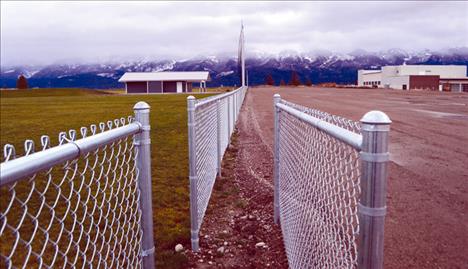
xmin=0 ymin=117 xmax=143 ymax=268
xmin=193 ymin=101 xmax=219 ymax=226
xmin=277 ymin=99 xmax=361 ymax=269
xmin=218 ymin=97 xmax=230 ymax=153
xmin=189 ymin=87 xmax=247 ymax=241
xmin=279 ymin=100 xmax=361 ymax=133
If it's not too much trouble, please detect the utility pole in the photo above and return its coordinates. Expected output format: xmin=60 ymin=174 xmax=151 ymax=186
xmin=239 ymin=21 xmax=246 ymax=87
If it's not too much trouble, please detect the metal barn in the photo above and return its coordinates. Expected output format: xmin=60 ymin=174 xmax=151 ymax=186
xmin=119 ymin=71 xmax=210 ymax=94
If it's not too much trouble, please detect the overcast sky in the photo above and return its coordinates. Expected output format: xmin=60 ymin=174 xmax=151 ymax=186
xmin=1 ymin=1 xmax=467 ymax=66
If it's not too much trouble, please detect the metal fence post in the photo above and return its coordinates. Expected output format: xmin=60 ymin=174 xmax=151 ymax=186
xmin=232 ymin=94 xmax=235 ymax=123
xmin=273 ymin=94 xmax=281 ymax=225
xmin=238 ymin=91 xmax=241 ymax=114
xmin=358 ymin=111 xmax=391 ymax=269
xmin=187 ymin=96 xmax=200 ymax=251
xmin=227 ymin=95 xmax=231 ymax=138
xmin=232 ymin=95 xmax=235 ymax=130
xmin=133 ymin=102 xmax=155 ymax=269
xmin=237 ymin=92 xmax=239 ymax=118
xmin=216 ymin=99 xmax=222 ymax=177
xmin=234 ymin=92 xmax=237 ymax=122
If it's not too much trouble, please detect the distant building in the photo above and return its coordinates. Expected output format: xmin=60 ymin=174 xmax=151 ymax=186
xmin=357 ymin=65 xmax=468 ymax=92
xmin=118 ymin=71 xmax=210 ymax=94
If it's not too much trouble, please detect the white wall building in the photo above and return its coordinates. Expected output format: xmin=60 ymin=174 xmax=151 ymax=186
xmin=357 ymin=70 xmax=382 ymax=87
xmin=358 ymin=65 xmax=468 ymax=92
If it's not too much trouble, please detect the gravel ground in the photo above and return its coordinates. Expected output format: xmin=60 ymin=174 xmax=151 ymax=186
xmin=187 ymin=86 xmax=468 ymax=268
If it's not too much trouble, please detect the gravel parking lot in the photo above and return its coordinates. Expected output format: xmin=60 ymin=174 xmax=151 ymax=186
xmin=246 ymin=86 xmax=468 ymax=268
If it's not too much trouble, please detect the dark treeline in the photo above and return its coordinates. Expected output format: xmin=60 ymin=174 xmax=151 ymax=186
xmin=264 ymin=71 xmax=314 ymax=86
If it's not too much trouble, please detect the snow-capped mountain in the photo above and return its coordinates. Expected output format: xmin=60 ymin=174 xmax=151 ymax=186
xmin=1 ymin=48 xmax=467 ymax=88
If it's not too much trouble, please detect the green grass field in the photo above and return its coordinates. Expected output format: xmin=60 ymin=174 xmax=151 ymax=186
xmin=0 ymin=88 xmax=215 ymax=268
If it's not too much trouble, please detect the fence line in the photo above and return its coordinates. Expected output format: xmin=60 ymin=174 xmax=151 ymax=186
xmin=187 ymin=86 xmax=248 ymax=251
xmin=0 ymin=102 xmax=155 ymax=269
xmin=273 ymin=94 xmax=391 ymax=269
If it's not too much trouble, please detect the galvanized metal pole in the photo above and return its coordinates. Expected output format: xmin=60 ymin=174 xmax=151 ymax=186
xmin=234 ymin=92 xmax=237 ymax=122
xmin=236 ymin=90 xmax=239 ymax=117
xmin=238 ymin=91 xmax=240 ymax=117
xmin=273 ymin=94 xmax=281 ymax=225
xmin=233 ymin=93 xmax=236 ymax=122
xmin=233 ymin=94 xmax=236 ymax=127
xmin=227 ymin=95 xmax=231 ymax=137
xmin=358 ymin=110 xmax=391 ymax=269
xmin=216 ymin=99 xmax=222 ymax=177
xmin=239 ymin=90 xmax=241 ymax=113
xmin=134 ymin=102 xmax=155 ymax=269
xmin=238 ymin=90 xmax=240 ymax=110
xmin=240 ymin=23 xmax=246 ymax=87
xmin=187 ymin=96 xmax=200 ymax=251
xmin=238 ymin=89 xmax=241 ymax=114
xmin=233 ymin=94 xmax=236 ymax=126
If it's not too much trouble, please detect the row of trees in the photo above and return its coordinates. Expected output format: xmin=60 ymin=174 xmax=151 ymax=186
xmin=265 ymin=72 xmax=312 ymax=86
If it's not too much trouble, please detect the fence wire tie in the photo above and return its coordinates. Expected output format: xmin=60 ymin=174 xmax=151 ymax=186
xmin=360 ymin=152 xmax=389 ymax=162
xmin=361 ymin=124 xmax=390 ymax=132
xmin=358 ymin=203 xmax=387 ymax=217
xmin=133 ymin=139 xmax=151 ymax=146
xmin=141 ymin=246 xmax=155 ymax=257
xmin=58 ymin=137 xmax=82 ymax=156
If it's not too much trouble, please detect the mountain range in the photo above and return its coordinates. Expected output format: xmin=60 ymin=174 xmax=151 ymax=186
xmin=1 ymin=48 xmax=468 ymax=89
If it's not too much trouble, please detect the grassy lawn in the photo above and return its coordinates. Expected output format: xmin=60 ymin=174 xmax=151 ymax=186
xmin=205 ymin=86 xmax=236 ymax=93
xmin=0 ymin=88 xmax=215 ymax=268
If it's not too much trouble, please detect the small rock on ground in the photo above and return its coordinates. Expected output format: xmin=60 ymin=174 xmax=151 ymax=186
xmin=175 ymin=244 xmax=184 ymax=252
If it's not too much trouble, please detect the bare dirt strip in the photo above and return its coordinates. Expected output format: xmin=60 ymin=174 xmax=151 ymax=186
xmin=187 ymin=86 xmax=468 ymax=268
xmin=186 ymin=95 xmax=288 ymax=268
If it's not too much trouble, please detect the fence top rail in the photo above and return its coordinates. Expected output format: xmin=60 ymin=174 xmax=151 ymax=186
xmin=276 ymin=102 xmax=363 ymax=150
xmin=194 ymin=86 xmax=246 ymax=108
xmin=0 ymin=122 xmax=142 ymax=187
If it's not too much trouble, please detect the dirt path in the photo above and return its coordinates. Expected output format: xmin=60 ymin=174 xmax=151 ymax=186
xmin=186 ymin=91 xmax=288 ymax=268
xmin=187 ymin=86 xmax=468 ymax=268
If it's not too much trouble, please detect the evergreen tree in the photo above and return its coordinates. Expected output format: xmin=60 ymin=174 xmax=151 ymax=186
xmin=288 ymin=71 xmax=301 ymax=86
xmin=16 ymin=75 xmax=28 ymax=90
xmin=265 ymin=74 xmax=275 ymax=85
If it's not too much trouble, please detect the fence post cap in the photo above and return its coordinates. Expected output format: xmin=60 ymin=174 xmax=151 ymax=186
xmin=133 ymin=101 xmax=150 ymax=111
xmin=273 ymin=94 xmax=281 ymax=104
xmin=187 ymin=95 xmax=196 ymax=100
xmin=360 ymin=110 xmax=391 ymax=124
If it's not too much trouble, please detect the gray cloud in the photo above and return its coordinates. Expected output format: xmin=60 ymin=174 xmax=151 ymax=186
xmin=1 ymin=1 xmax=467 ymax=66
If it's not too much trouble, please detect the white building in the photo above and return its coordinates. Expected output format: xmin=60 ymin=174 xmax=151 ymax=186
xmin=358 ymin=65 xmax=468 ymax=92
xmin=118 ymin=72 xmax=210 ymax=94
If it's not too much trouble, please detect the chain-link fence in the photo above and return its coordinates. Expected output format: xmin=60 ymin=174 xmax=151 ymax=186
xmin=273 ymin=95 xmax=391 ymax=269
xmin=0 ymin=102 xmax=155 ymax=269
xmin=187 ymin=86 xmax=247 ymax=251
